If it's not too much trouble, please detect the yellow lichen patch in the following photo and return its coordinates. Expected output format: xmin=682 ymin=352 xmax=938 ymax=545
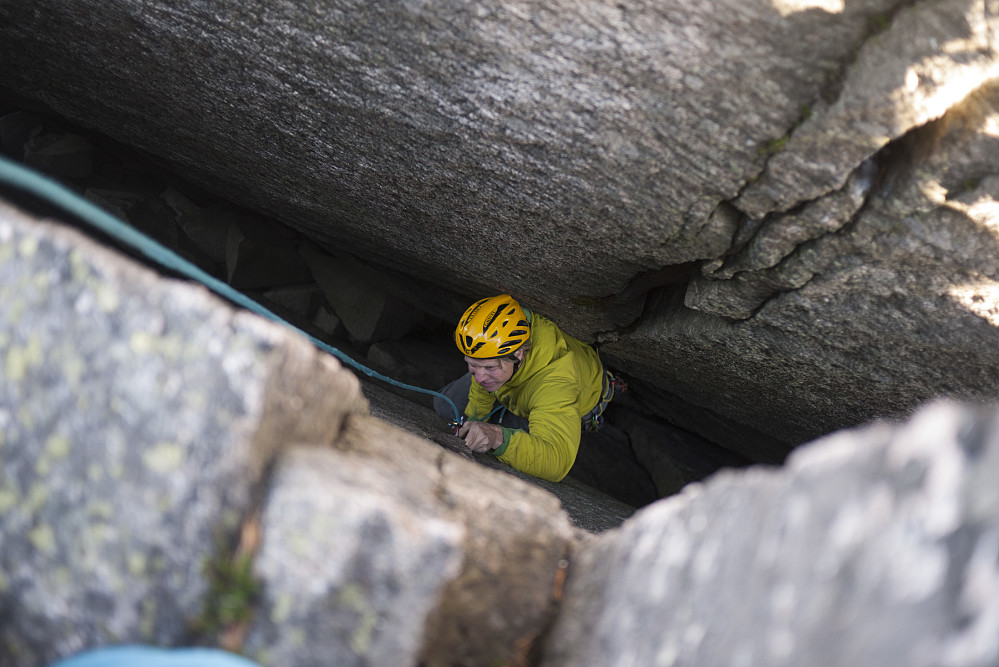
xmin=69 ymin=248 xmax=91 ymax=282
xmin=339 ymin=583 xmax=378 ymax=655
xmin=88 ymin=522 xmax=112 ymax=545
xmin=52 ymin=567 xmax=72 ymax=589
xmin=25 ymin=483 xmax=49 ymax=514
xmin=5 ymin=335 xmax=44 ymax=383
xmin=61 ymin=351 xmax=86 ymax=388
xmin=0 ymin=487 xmax=19 ymax=513
xmin=95 ymin=283 xmax=120 ymax=312
xmin=142 ymin=442 xmax=185 ymax=474
xmin=35 ymin=434 xmax=70 ymax=475
xmin=271 ymin=591 xmax=295 ymax=624
xmin=31 ymin=271 xmax=50 ymax=290
xmin=18 ymin=406 xmax=34 ymax=430
xmin=129 ymin=330 xmax=184 ymax=360
xmin=0 ymin=239 xmax=14 ymax=264
xmin=87 ymin=500 xmax=114 ymax=520
xmin=28 ymin=524 xmax=56 ymax=554
xmin=45 ymin=434 xmax=71 ymax=461
xmin=17 ymin=235 xmax=38 ymax=258
xmin=128 ymin=552 xmax=147 ymax=576
xmin=35 ymin=456 xmax=51 ymax=476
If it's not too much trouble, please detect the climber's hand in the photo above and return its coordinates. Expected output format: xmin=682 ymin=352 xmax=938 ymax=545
xmin=458 ymin=421 xmax=503 ymax=453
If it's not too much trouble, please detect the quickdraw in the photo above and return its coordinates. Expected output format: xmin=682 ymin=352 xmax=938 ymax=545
xmin=448 ymin=415 xmax=466 ymax=435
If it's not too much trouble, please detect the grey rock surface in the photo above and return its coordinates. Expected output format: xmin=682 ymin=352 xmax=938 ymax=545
xmin=244 ymin=446 xmax=465 ymax=667
xmin=541 ymin=399 xmax=999 ymax=667
xmin=1 ymin=0 xmax=997 ymax=468
xmin=362 ymin=379 xmax=638 ymax=534
xmin=0 ymin=194 xmax=592 ymax=667
xmin=322 ymin=411 xmax=580 ymax=667
xmin=0 ymin=199 xmax=368 ymax=665
xmin=735 ymin=0 xmax=999 ymax=217
xmin=0 ymin=0 xmax=895 ymax=327
xmin=624 ymin=81 xmax=999 ymax=454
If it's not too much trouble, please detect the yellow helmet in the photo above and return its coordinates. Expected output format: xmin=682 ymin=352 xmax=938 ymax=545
xmin=454 ymin=295 xmax=531 ymax=358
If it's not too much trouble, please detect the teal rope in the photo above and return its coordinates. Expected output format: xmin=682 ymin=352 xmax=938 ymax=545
xmin=0 ymin=154 xmax=461 ymax=423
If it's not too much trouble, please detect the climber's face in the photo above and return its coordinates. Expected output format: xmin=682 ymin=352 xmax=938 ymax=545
xmin=465 ymin=355 xmax=517 ymax=392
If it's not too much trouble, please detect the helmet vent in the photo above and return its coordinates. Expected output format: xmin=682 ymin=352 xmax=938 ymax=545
xmin=454 ymin=295 xmax=530 ymax=358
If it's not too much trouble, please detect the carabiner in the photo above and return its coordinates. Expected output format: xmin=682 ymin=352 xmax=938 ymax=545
xmin=448 ymin=415 xmax=466 ymax=435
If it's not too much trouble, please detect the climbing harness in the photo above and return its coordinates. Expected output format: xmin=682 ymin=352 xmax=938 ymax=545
xmin=0 ymin=155 xmax=463 ymax=425
xmin=584 ymin=371 xmax=628 ymax=432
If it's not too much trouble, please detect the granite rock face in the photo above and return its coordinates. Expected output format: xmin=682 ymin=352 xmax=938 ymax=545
xmin=4 ymin=174 xmax=999 ymax=667
xmin=0 ymin=0 xmax=901 ymax=324
xmin=2 ymin=0 xmax=997 ymax=464
xmin=0 ymin=195 xmax=591 ymax=667
xmin=0 ymin=199 xmax=368 ymax=665
xmin=541 ymin=399 xmax=999 ymax=667
xmin=609 ymin=80 xmax=999 ymax=453
xmin=243 ymin=446 xmax=465 ymax=667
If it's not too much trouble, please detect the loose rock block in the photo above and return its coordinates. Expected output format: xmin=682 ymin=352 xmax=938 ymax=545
xmin=243 ymin=446 xmax=464 ymax=667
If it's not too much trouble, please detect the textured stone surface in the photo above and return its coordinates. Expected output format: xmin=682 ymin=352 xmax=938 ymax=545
xmin=244 ymin=446 xmax=464 ymax=667
xmin=611 ymin=81 xmax=999 ymax=455
xmin=1 ymin=0 xmax=998 ymax=491
xmin=735 ymin=0 xmax=999 ymax=217
xmin=541 ymin=400 xmax=999 ymax=667
xmin=363 ymin=379 xmax=638 ymax=533
xmin=0 ymin=0 xmax=905 ymax=331
xmin=0 ymin=198 xmax=367 ymax=666
xmin=326 ymin=412 xmax=580 ymax=667
xmin=610 ymin=403 xmax=753 ymax=497
xmin=298 ymin=242 xmax=428 ymax=343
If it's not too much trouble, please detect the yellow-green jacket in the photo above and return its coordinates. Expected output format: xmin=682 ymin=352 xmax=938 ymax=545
xmin=465 ymin=309 xmax=604 ymax=482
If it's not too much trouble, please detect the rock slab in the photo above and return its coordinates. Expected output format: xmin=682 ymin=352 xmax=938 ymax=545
xmin=541 ymin=399 xmax=999 ymax=666
xmin=0 ymin=197 xmax=367 ymax=666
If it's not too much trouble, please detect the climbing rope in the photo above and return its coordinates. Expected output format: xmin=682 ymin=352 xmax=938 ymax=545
xmin=0 ymin=154 xmax=462 ymax=424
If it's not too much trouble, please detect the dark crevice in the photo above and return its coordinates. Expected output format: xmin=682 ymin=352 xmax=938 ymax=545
xmin=589 ymin=261 xmax=699 ymax=343
xmin=1 ymin=89 xmax=774 ymax=513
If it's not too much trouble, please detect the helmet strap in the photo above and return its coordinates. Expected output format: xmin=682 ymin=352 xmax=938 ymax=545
xmin=508 ymin=347 xmax=526 ymax=374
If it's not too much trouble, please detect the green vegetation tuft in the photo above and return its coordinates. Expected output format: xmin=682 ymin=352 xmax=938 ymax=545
xmin=758 ymin=134 xmax=789 ymax=156
xmin=192 ymin=547 xmax=262 ymax=637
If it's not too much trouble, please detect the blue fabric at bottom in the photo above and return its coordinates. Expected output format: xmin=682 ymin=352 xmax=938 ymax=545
xmin=50 ymin=646 xmax=262 ymax=667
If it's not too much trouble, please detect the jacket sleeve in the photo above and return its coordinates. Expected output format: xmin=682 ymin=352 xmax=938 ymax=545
xmin=493 ymin=379 xmax=581 ymax=482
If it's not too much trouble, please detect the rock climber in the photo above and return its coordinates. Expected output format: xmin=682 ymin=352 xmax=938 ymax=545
xmin=434 ymin=294 xmax=624 ymax=483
